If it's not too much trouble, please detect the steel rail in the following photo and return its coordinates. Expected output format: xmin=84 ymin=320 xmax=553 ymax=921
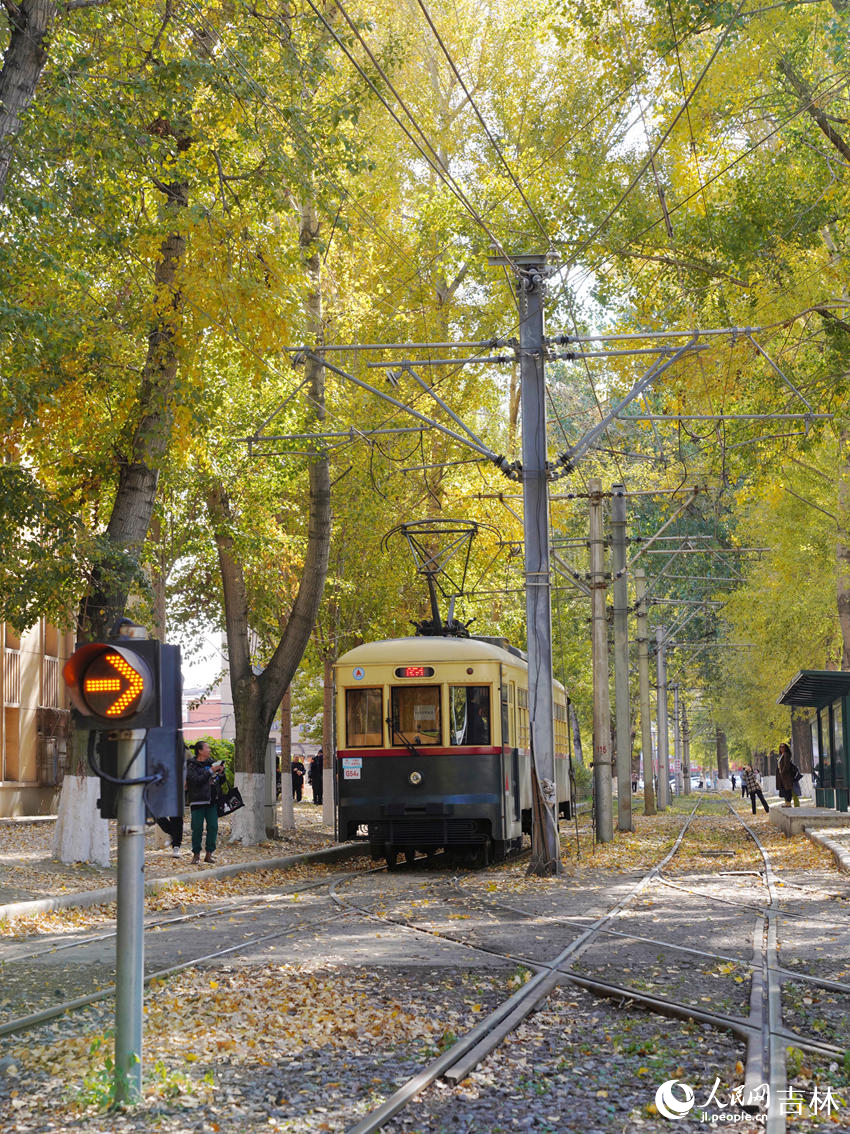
xmin=725 ymin=804 xmax=785 ymax=1130
xmin=343 ymin=802 xmax=841 ymax=1133
xmin=0 ymin=909 xmax=348 ymax=1040
xmin=0 ymin=860 xmax=388 ymax=1038
xmin=655 ymin=875 xmax=846 ymax=924
xmin=0 ymin=871 xmax=360 ymax=967
xmin=343 ymin=801 xmax=705 ymax=1134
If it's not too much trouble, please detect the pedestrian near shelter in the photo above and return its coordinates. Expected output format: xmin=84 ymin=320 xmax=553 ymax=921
xmin=775 ymin=670 xmax=850 ymax=836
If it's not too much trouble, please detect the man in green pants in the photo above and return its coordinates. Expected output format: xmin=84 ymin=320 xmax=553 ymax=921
xmin=186 ymin=741 xmax=226 ymax=864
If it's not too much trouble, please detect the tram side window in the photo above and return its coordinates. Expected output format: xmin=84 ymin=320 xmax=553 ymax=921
xmin=554 ymin=701 xmax=568 ymax=754
xmin=517 ymin=686 xmax=530 ymax=749
xmin=391 ymin=686 xmax=441 ymax=745
xmin=449 ymin=686 xmax=491 ymax=746
xmin=346 ymin=688 xmax=383 ymax=747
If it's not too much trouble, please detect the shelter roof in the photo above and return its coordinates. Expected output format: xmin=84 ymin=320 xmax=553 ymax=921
xmin=777 ymin=670 xmax=850 ymax=709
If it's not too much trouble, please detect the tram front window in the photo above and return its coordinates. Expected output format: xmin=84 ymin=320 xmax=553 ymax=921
xmin=346 ymin=687 xmax=383 ymax=747
xmin=391 ymin=685 xmax=441 ymax=745
xmin=450 ymin=686 xmax=491 ymax=746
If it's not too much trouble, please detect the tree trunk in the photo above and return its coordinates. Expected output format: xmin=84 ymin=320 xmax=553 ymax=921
xmin=778 ymin=59 xmax=850 ymax=164
xmin=55 ymin=180 xmax=188 ymax=864
xmin=280 ymin=687 xmax=294 ymax=831
xmin=715 ymin=726 xmax=729 ymax=780
xmin=790 ymin=709 xmax=814 ymax=774
xmin=0 ymin=0 xmax=57 ymax=200
xmin=837 ymin=424 xmax=850 ymax=668
xmin=570 ymin=702 xmax=584 ymax=765
xmin=82 ymin=200 xmax=188 ymax=639
xmin=210 ymin=192 xmax=331 ymax=844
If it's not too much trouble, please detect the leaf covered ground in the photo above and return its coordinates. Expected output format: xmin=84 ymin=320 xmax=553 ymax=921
xmin=0 ymin=792 xmax=847 ymax=1132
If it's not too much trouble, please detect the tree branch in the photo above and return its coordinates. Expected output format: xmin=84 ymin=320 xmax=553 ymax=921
xmin=778 ymin=58 xmax=850 ymax=163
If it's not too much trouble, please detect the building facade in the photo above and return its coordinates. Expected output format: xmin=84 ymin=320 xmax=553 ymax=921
xmin=1 ymin=620 xmax=75 ymax=816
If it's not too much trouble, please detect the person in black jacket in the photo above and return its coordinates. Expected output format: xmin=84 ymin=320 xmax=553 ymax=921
xmin=291 ymin=758 xmax=305 ymax=801
xmin=308 ymin=749 xmax=323 ymax=805
xmin=186 ymin=741 xmax=226 ymax=864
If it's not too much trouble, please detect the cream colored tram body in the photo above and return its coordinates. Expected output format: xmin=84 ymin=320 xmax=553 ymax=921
xmin=334 ymin=636 xmax=571 ymax=866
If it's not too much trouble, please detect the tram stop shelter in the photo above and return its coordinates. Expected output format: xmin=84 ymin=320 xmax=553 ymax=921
xmin=776 ymin=670 xmax=850 ymax=835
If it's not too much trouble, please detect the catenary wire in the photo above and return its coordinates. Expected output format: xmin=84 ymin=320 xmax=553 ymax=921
xmin=411 ymin=0 xmax=551 ymax=248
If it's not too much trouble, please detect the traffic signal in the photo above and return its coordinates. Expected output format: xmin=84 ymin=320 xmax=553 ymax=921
xmin=66 ymin=636 xmax=185 ymax=819
xmin=64 ymin=640 xmax=159 ymax=729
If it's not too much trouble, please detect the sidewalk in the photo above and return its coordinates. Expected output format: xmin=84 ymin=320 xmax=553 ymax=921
xmin=0 ymin=800 xmax=340 ymax=910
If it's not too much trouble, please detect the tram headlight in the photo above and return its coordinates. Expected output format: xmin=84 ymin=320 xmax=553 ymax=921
xmin=409 ymin=771 xmax=422 ymax=786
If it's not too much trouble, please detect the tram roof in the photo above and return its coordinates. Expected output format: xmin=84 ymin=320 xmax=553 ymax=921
xmin=337 ymin=635 xmax=527 ymax=669
xmin=777 ymin=669 xmax=850 ymax=709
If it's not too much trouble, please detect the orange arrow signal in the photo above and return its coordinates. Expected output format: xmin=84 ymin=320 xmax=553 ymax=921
xmin=84 ymin=652 xmax=145 ymax=717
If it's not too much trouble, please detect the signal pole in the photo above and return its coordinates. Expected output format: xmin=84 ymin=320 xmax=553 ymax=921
xmin=682 ymin=701 xmax=692 ymax=794
xmin=672 ymin=681 xmax=682 ymax=796
xmin=114 ymin=726 xmax=147 ymax=1104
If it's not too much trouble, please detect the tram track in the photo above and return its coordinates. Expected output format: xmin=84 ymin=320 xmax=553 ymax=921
xmin=1 ymin=802 xmax=845 ymax=1132
xmin=0 ymin=858 xmax=386 ymax=1038
xmin=340 ymin=798 xmax=846 ymax=1134
xmin=0 ymin=844 xmax=521 ymax=1038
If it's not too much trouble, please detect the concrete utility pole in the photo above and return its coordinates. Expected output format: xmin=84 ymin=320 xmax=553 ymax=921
xmin=682 ymin=701 xmax=691 ymax=794
xmin=610 ymin=483 xmax=632 ymax=831
xmin=589 ymin=478 xmax=613 ymax=842
xmin=513 ymin=254 xmax=562 ymax=874
xmin=655 ymin=625 xmax=670 ymax=810
xmin=672 ymin=681 xmax=682 ymax=796
xmin=634 ymin=570 xmax=656 ymax=815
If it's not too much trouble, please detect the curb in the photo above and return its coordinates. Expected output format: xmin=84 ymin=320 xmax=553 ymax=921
xmin=0 ymin=841 xmax=365 ymax=922
xmin=804 ymin=826 xmax=850 ymax=874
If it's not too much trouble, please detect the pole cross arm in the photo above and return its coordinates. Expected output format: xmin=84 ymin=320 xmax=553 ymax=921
xmin=301 ymin=351 xmax=512 ymax=470
xmin=551 ymin=338 xmax=700 ymax=476
xmin=551 ymin=553 xmax=592 ymax=598
xmin=625 ymin=490 xmax=701 ymax=570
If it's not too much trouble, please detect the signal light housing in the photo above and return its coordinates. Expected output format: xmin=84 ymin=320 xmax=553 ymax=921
xmin=64 ymin=640 xmax=158 ymax=729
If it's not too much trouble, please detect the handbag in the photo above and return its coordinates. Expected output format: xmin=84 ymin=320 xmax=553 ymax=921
xmin=217 ymin=785 xmax=244 ymax=816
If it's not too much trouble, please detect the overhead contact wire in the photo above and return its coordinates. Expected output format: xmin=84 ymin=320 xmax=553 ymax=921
xmin=412 ymin=0 xmax=551 ymax=248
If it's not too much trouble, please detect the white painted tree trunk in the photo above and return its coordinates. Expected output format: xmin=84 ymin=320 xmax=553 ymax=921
xmin=322 ymin=768 xmax=334 ymax=830
xmin=228 ymin=773 xmax=266 ymax=844
xmin=280 ymin=772 xmax=295 ymax=832
xmin=52 ymin=775 xmax=110 ymax=866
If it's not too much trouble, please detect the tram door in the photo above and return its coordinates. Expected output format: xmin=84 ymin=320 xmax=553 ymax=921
xmin=501 ymin=677 xmax=520 ymax=825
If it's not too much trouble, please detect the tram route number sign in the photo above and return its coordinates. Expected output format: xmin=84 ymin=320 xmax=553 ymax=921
xmin=342 ymin=756 xmax=362 ymax=780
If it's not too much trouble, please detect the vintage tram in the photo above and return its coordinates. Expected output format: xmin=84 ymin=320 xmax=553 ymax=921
xmin=334 ymin=635 xmax=571 ymax=866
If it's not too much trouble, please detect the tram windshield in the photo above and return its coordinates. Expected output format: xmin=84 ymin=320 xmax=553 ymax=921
xmin=391 ymin=685 xmax=441 ymax=746
xmin=449 ymin=686 xmax=491 ymax=746
xmin=345 ymin=688 xmax=383 ymax=747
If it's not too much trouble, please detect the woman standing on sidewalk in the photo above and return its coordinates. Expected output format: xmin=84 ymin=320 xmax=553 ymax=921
xmin=186 ymin=741 xmax=226 ymax=864
xmin=777 ymin=743 xmax=799 ymax=807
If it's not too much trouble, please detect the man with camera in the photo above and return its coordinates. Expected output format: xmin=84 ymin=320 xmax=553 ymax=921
xmin=186 ymin=740 xmax=226 ymax=864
